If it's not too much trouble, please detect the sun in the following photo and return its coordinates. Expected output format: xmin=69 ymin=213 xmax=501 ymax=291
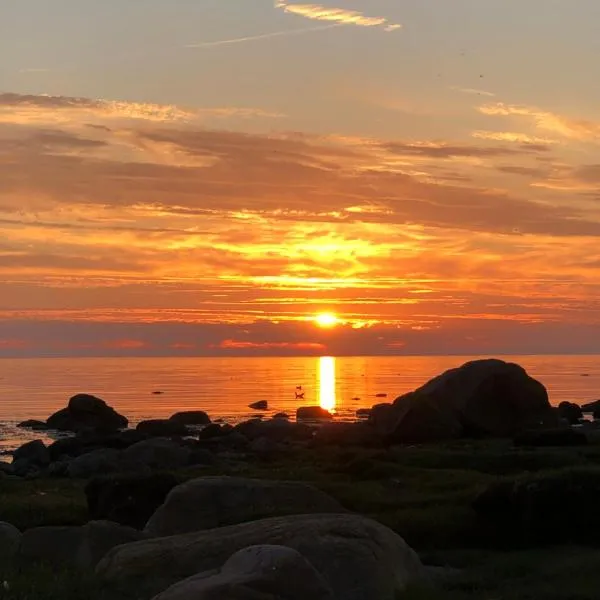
xmin=314 ymin=312 xmax=339 ymax=328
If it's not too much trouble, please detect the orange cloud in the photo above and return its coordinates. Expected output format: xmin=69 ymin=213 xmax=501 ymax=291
xmin=275 ymin=2 xmax=402 ymax=31
xmin=217 ymin=339 xmax=326 ymax=351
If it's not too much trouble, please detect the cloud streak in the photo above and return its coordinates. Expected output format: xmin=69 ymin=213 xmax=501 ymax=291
xmin=275 ymin=1 xmax=402 ymax=31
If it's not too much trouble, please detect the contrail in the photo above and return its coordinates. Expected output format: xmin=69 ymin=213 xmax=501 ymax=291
xmin=185 ymin=23 xmax=342 ymax=49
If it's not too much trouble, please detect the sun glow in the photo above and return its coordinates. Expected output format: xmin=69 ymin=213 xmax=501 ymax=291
xmin=314 ymin=312 xmax=339 ymax=328
xmin=318 ymin=356 xmax=336 ymax=412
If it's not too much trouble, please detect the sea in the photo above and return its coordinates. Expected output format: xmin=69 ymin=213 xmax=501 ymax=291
xmin=0 ymin=355 xmax=598 ymax=456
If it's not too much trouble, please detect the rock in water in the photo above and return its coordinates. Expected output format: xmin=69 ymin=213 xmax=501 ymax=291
xmin=16 ymin=420 xmax=48 ymax=431
xmin=144 ymin=476 xmax=344 ymax=537
xmin=153 ymin=545 xmax=335 ymax=600
xmin=86 ymin=472 xmax=179 ymax=529
xmin=249 ymin=400 xmax=268 ymax=410
xmin=370 ymin=359 xmax=553 ymax=443
xmin=136 ymin=420 xmax=190 ymax=437
xmin=97 ymin=514 xmax=427 ymax=600
xmin=0 ymin=522 xmax=21 ymax=561
xmin=46 ymin=394 xmax=128 ymax=433
xmin=296 ymin=407 xmax=333 ymax=421
xmin=557 ymin=401 xmax=583 ymax=424
xmin=168 ymin=411 xmax=211 ymax=426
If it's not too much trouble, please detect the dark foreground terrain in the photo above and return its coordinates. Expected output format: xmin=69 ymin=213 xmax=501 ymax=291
xmin=3 ymin=438 xmax=600 ymax=600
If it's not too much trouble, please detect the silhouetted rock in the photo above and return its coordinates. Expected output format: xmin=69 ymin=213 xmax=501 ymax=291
xmin=46 ymin=394 xmax=128 ymax=433
xmin=67 ymin=448 xmax=122 ymax=478
xmin=16 ymin=420 xmax=48 ymax=431
xmin=122 ymin=438 xmax=191 ymax=470
xmin=296 ymin=407 xmax=333 ymax=422
xmin=198 ymin=423 xmax=228 ymax=440
xmin=313 ymin=422 xmax=380 ymax=447
xmin=153 ymin=545 xmax=335 ymax=600
xmin=98 ymin=514 xmax=427 ymax=600
xmin=48 ymin=430 xmax=149 ymax=462
xmin=473 ymin=467 xmax=600 ymax=544
xmin=235 ymin=418 xmax=313 ymax=442
xmin=513 ymin=428 xmax=587 ymax=447
xmin=136 ymin=419 xmax=189 ymax=437
xmin=370 ymin=359 xmax=554 ymax=443
xmin=356 ymin=408 xmax=372 ymax=418
xmin=144 ymin=476 xmax=344 ymax=537
xmin=273 ymin=412 xmax=290 ymax=420
xmin=0 ymin=522 xmax=21 ymax=561
xmin=557 ymin=401 xmax=583 ymax=424
xmin=582 ymin=399 xmax=600 ymax=412
xmin=169 ymin=411 xmax=211 ymax=426
xmin=13 ymin=440 xmax=50 ymax=466
xmin=249 ymin=400 xmax=268 ymax=410
xmin=86 ymin=472 xmax=179 ymax=529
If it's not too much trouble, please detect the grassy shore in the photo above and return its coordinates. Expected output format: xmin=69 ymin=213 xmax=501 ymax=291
xmin=2 ymin=439 xmax=600 ymax=599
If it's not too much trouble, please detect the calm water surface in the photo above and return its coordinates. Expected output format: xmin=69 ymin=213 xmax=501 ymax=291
xmin=0 ymin=355 xmax=598 ymax=454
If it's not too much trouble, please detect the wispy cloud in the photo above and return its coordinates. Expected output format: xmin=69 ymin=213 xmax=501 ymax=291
xmin=451 ymin=86 xmax=496 ymax=98
xmin=186 ymin=23 xmax=340 ymax=48
xmin=472 ymin=130 xmax=558 ymax=145
xmin=275 ymin=1 xmax=402 ymax=31
xmin=479 ymin=102 xmax=600 ymax=141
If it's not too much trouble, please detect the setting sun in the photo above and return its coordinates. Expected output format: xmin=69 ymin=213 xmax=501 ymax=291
xmin=314 ymin=313 xmax=339 ymax=328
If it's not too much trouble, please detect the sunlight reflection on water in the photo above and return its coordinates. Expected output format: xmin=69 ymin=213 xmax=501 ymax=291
xmin=318 ymin=356 xmax=336 ymax=412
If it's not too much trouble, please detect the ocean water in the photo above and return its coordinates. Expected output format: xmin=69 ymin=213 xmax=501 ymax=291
xmin=0 ymin=355 xmax=598 ymax=455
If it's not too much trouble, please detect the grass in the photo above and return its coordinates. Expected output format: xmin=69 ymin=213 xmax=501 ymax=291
xmin=4 ymin=439 xmax=600 ymax=598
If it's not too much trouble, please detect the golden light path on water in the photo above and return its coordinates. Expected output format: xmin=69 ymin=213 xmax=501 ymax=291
xmin=318 ymin=356 xmax=336 ymax=412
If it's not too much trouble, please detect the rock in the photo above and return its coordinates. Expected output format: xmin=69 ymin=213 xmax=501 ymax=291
xmin=67 ymin=448 xmax=122 ymax=478
xmin=557 ymin=401 xmax=583 ymax=424
xmin=144 ymin=476 xmax=344 ymax=537
xmin=13 ymin=440 xmax=50 ymax=467
xmin=370 ymin=359 xmax=554 ymax=443
xmin=152 ymin=545 xmax=335 ymax=600
xmin=122 ymin=438 xmax=191 ymax=470
xmin=235 ymin=418 xmax=313 ymax=442
xmin=273 ymin=412 xmax=290 ymax=420
xmin=356 ymin=409 xmax=371 ymax=418
xmin=46 ymin=394 xmax=128 ymax=433
xmin=86 ymin=472 xmax=179 ymax=529
xmin=249 ymin=400 xmax=268 ymax=410
xmin=313 ymin=423 xmax=380 ymax=447
xmin=473 ymin=467 xmax=600 ymax=544
xmin=513 ymin=428 xmax=587 ymax=447
xmin=169 ymin=411 xmax=211 ymax=426
xmin=49 ymin=430 xmax=151 ymax=462
xmin=248 ymin=436 xmax=282 ymax=460
xmin=98 ymin=514 xmax=427 ymax=600
xmin=136 ymin=419 xmax=190 ymax=437
xmin=296 ymin=407 xmax=333 ymax=422
xmin=582 ymin=399 xmax=600 ymax=412
xmin=0 ymin=522 xmax=21 ymax=561
xmin=16 ymin=420 xmax=48 ymax=431
xmin=18 ymin=521 xmax=144 ymax=569
xmin=198 ymin=424 xmax=227 ymax=440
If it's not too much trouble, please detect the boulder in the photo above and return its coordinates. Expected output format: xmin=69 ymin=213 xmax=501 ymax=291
xmin=144 ymin=476 xmax=344 ymax=537
xmin=17 ymin=521 xmax=144 ymax=569
xmin=48 ymin=430 xmax=149 ymax=462
xmin=46 ymin=394 xmax=128 ymax=433
xmin=152 ymin=545 xmax=335 ymax=600
xmin=86 ymin=472 xmax=179 ymax=529
xmin=198 ymin=424 xmax=228 ymax=440
xmin=249 ymin=400 xmax=268 ymax=411
xmin=67 ymin=448 xmax=122 ymax=478
xmin=557 ymin=401 xmax=583 ymax=424
xmin=122 ymin=438 xmax=191 ymax=471
xmin=0 ymin=522 xmax=21 ymax=561
xmin=16 ymin=420 xmax=48 ymax=431
xmin=98 ymin=514 xmax=427 ymax=600
xmin=513 ymin=428 xmax=587 ymax=447
xmin=473 ymin=467 xmax=600 ymax=544
xmin=296 ymin=407 xmax=333 ymax=421
xmin=356 ymin=409 xmax=371 ymax=418
xmin=313 ymin=423 xmax=380 ymax=447
xmin=582 ymin=399 xmax=600 ymax=413
xmin=370 ymin=359 xmax=554 ymax=443
xmin=136 ymin=419 xmax=190 ymax=437
xmin=13 ymin=440 xmax=50 ymax=466
xmin=273 ymin=412 xmax=290 ymax=420
xmin=169 ymin=411 xmax=211 ymax=426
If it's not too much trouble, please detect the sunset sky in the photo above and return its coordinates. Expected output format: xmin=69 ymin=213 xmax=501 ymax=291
xmin=1 ymin=0 xmax=600 ymax=357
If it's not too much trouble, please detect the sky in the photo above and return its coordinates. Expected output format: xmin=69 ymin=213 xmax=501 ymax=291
xmin=1 ymin=0 xmax=600 ymax=357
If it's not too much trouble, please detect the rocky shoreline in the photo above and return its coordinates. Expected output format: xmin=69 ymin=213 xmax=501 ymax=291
xmin=1 ymin=357 xmax=599 ymax=599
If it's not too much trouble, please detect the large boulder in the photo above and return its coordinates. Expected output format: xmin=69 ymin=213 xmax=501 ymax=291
xmin=169 ymin=411 xmax=211 ymax=426
xmin=122 ymin=438 xmax=191 ymax=470
xmin=557 ymin=401 xmax=583 ymax=425
xmin=86 ymin=472 xmax=179 ymax=529
xmin=296 ymin=407 xmax=333 ymax=421
xmin=234 ymin=418 xmax=313 ymax=442
xmin=46 ymin=394 xmax=128 ymax=433
xmin=473 ymin=467 xmax=600 ymax=544
xmin=67 ymin=448 xmax=122 ymax=478
xmin=144 ymin=476 xmax=344 ymax=537
xmin=97 ymin=514 xmax=427 ymax=600
xmin=11 ymin=440 xmax=51 ymax=477
xmin=0 ymin=522 xmax=21 ymax=561
xmin=370 ymin=359 xmax=554 ymax=443
xmin=153 ymin=545 xmax=335 ymax=600
xmin=17 ymin=521 xmax=144 ymax=569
